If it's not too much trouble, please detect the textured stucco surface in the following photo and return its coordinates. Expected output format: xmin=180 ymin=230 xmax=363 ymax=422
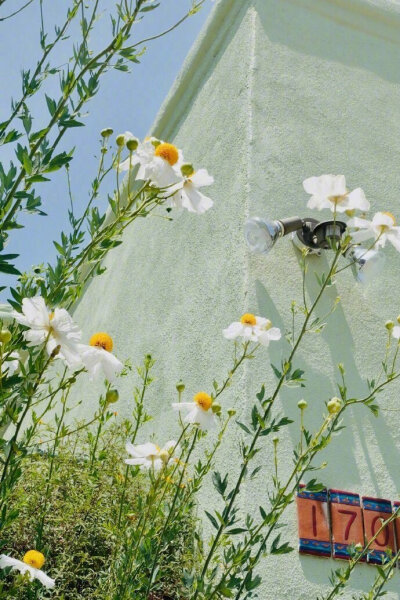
xmin=70 ymin=0 xmax=400 ymax=596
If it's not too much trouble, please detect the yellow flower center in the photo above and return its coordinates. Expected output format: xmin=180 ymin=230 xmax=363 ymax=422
xmin=328 ymin=193 xmax=348 ymax=205
xmin=194 ymin=392 xmax=212 ymax=412
xmin=23 ymin=550 xmax=45 ymax=570
xmin=89 ymin=332 xmax=113 ymax=352
xmin=154 ymin=143 xmax=179 ymax=166
xmin=240 ymin=313 xmax=257 ymax=326
xmin=382 ymin=211 xmax=396 ymax=225
xmin=159 ymin=449 xmax=170 ymax=463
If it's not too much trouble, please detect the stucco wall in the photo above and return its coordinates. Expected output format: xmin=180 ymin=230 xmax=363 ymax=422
xmin=71 ymin=0 xmax=400 ymax=596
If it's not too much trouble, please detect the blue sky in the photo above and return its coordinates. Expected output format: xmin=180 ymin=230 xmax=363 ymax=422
xmin=0 ymin=0 xmax=213 ymax=283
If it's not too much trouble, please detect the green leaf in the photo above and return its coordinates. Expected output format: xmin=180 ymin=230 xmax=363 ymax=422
xmin=205 ymin=511 xmax=218 ymax=530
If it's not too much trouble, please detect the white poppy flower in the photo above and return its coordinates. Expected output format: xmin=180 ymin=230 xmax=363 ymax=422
xmin=223 ymin=313 xmax=281 ymax=346
xmin=347 ymin=212 xmax=400 ymax=251
xmin=12 ymin=297 xmax=82 ymax=368
xmin=172 ymin=392 xmax=217 ymax=430
xmin=168 ymin=169 xmax=214 ymax=214
xmin=125 ymin=440 xmax=180 ymax=470
xmin=119 ymin=138 xmax=182 ymax=188
xmin=0 ymin=551 xmax=55 ymax=589
xmin=303 ymin=174 xmax=369 ymax=213
xmin=78 ymin=332 xmax=123 ymax=381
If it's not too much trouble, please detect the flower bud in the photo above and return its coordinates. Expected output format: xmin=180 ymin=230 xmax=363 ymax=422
xmin=397 ymin=315 xmax=400 ymax=324
xmin=354 ymin=543 xmax=363 ymax=552
xmin=327 ymin=397 xmax=342 ymax=414
xmin=126 ymin=137 xmax=139 ymax=151
xmin=272 ymin=435 xmax=279 ymax=445
xmin=385 ymin=320 xmax=394 ymax=331
xmin=176 ymin=381 xmax=185 ymax=393
xmin=106 ymin=389 xmax=119 ymax=405
xmin=116 ymin=134 xmax=125 ymax=147
xmin=181 ymin=163 xmax=195 ymax=177
xmin=227 ymin=409 xmax=236 ymax=417
xmin=50 ymin=344 xmax=61 ymax=358
xmin=0 ymin=329 xmax=12 ymax=345
xmin=101 ymin=128 xmax=113 ymax=138
xmin=211 ymin=402 xmax=221 ymax=415
xmin=297 ymin=399 xmax=308 ymax=410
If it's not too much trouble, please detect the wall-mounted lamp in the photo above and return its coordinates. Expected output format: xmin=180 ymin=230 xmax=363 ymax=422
xmin=245 ymin=216 xmax=384 ymax=283
xmin=244 ymin=216 xmax=346 ymax=256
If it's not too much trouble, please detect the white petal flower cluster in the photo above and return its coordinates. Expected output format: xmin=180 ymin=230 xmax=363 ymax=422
xmin=125 ymin=440 xmax=180 ymax=471
xmin=303 ymin=174 xmax=400 ymax=254
xmin=118 ymin=136 xmax=214 ymax=215
xmin=303 ymin=174 xmax=369 ymax=213
xmin=0 ymin=552 xmax=55 ymax=589
xmin=347 ymin=212 xmax=400 ymax=252
xmin=223 ymin=313 xmax=281 ymax=346
xmin=12 ymin=297 xmax=123 ymax=381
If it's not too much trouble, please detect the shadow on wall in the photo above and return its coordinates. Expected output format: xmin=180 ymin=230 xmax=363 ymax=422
xmin=255 ymin=250 xmax=400 ymax=595
xmin=255 ymin=0 xmax=400 ymax=84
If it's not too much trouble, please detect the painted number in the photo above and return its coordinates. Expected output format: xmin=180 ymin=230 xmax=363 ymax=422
xmin=338 ymin=509 xmax=357 ymax=541
xmin=312 ymin=505 xmax=317 ymax=536
xmin=371 ymin=516 xmax=389 ymax=547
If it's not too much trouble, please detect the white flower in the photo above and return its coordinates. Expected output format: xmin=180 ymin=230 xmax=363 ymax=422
xmin=172 ymin=392 xmax=217 ymax=430
xmin=168 ymin=169 xmax=214 ymax=214
xmin=12 ymin=297 xmax=82 ymax=368
xmin=0 ymin=552 xmax=55 ymax=589
xmin=348 ymin=212 xmax=400 ymax=251
xmin=119 ymin=138 xmax=182 ymax=188
xmin=77 ymin=332 xmax=122 ymax=381
xmin=79 ymin=345 xmax=123 ymax=381
xmin=125 ymin=440 xmax=179 ymax=470
xmin=392 ymin=326 xmax=400 ymax=340
xmin=223 ymin=313 xmax=281 ymax=346
xmin=303 ymin=174 xmax=369 ymax=213
xmin=3 ymin=351 xmax=20 ymax=376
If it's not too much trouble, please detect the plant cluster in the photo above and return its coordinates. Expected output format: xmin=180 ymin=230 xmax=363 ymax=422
xmin=0 ymin=2 xmax=400 ymax=599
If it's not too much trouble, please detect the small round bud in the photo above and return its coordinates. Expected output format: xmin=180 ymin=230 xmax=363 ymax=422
xmin=101 ymin=147 xmax=108 ymax=154
xmin=385 ymin=320 xmax=394 ymax=331
xmin=126 ymin=137 xmax=139 ymax=151
xmin=101 ymin=128 xmax=113 ymax=138
xmin=116 ymin=134 xmax=125 ymax=147
xmin=227 ymin=409 xmax=236 ymax=417
xmin=327 ymin=397 xmax=342 ymax=415
xmin=0 ymin=329 xmax=12 ymax=345
xmin=297 ymin=399 xmax=308 ymax=410
xmin=272 ymin=435 xmax=279 ymax=445
xmin=211 ymin=402 xmax=221 ymax=415
xmin=181 ymin=163 xmax=195 ymax=177
xmin=176 ymin=381 xmax=185 ymax=393
xmin=106 ymin=389 xmax=119 ymax=405
xmin=354 ymin=543 xmax=363 ymax=552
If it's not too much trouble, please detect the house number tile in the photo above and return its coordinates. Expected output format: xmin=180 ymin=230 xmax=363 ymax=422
xmin=296 ymin=484 xmax=331 ymax=557
xmin=330 ymin=490 xmax=364 ymax=561
xmin=362 ymin=496 xmax=395 ymax=564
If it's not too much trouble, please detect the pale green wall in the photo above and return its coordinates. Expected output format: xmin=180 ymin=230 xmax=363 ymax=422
xmin=71 ymin=0 xmax=400 ymax=596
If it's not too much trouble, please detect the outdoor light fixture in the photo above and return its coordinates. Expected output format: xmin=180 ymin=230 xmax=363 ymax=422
xmin=244 ymin=215 xmax=384 ymax=283
xmin=244 ymin=216 xmax=346 ymax=256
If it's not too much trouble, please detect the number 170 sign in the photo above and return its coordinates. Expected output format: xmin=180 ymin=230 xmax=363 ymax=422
xmin=297 ymin=485 xmax=400 ymax=564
